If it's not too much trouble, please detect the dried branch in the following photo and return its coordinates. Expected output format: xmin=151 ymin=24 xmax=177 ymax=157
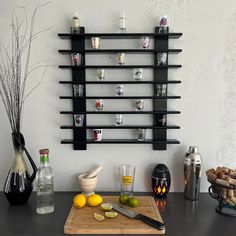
xmin=0 ymin=2 xmax=50 ymax=133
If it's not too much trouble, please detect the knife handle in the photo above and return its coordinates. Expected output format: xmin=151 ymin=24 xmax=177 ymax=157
xmin=135 ymin=214 xmax=165 ymax=230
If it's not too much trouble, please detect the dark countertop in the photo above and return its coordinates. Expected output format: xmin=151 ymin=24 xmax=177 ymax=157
xmin=0 ymin=192 xmax=235 ymax=236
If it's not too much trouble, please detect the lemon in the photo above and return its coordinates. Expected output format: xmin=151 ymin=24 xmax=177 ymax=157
xmin=128 ymin=197 xmax=139 ymax=208
xmin=119 ymin=195 xmax=129 ymax=205
xmin=87 ymin=194 xmax=103 ymax=207
xmin=73 ymin=194 xmax=86 ymax=208
xmin=94 ymin=213 xmax=105 ymax=221
xmin=101 ymin=203 xmax=113 ymax=211
xmin=105 ymin=211 xmax=118 ymax=218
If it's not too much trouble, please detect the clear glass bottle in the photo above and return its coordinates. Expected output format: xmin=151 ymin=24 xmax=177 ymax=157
xmin=36 ymin=149 xmax=54 ymax=215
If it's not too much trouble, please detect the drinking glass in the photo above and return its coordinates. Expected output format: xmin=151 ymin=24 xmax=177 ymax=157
xmin=71 ymin=53 xmax=82 ymax=66
xmin=157 ymin=52 xmax=167 ymax=66
xmin=115 ymin=114 xmax=123 ymax=126
xmin=73 ymin=84 xmax=84 ymax=97
xmin=74 ymin=114 xmax=84 ymax=127
xmin=96 ymin=69 xmax=105 ymax=81
xmin=137 ymin=128 xmax=146 ymax=141
xmin=119 ymin=165 xmax=136 ymax=196
xmin=133 ymin=68 xmax=143 ymax=81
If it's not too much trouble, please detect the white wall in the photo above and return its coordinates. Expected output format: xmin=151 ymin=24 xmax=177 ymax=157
xmin=0 ymin=0 xmax=236 ymax=192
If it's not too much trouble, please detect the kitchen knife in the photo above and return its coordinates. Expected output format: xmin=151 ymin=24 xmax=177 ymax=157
xmin=111 ymin=203 xmax=165 ymax=230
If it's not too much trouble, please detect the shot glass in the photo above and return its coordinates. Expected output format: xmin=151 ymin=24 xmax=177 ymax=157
xmin=74 ymin=114 xmax=84 ymax=127
xmin=115 ymin=114 xmax=123 ymax=126
xmin=157 ymin=114 xmax=167 ymax=126
xmin=116 ymin=84 xmax=124 ymax=96
xmin=141 ymin=36 xmax=150 ymax=49
xmin=157 ymin=52 xmax=167 ymax=66
xmin=71 ymin=53 xmax=82 ymax=66
xmin=91 ymin=37 xmax=100 ymax=49
xmin=156 ymin=84 xmax=162 ymax=97
xmin=135 ymin=99 xmax=144 ymax=111
xmin=117 ymin=53 xmax=125 ymax=65
xmin=137 ymin=128 xmax=146 ymax=141
xmin=119 ymin=164 xmax=136 ymax=196
xmin=93 ymin=129 xmax=103 ymax=141
xmin=96 ymin=69 xmax=105 ymax=81
xmin=73 ymin=84 xmax=84 ymax=97
xmin=133 ymin=68 xmax=143 ymax=81
xmin=161 ymin=84 xmax=167 ymax=96
xmin=95 ymin=99 xmax=104 ymax=111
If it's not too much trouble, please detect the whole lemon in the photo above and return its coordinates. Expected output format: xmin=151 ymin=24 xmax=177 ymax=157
xmin=87 ymin=194 xmax=103 ymax=207
xmin=73 ymin=194 xmax=86 ymax=208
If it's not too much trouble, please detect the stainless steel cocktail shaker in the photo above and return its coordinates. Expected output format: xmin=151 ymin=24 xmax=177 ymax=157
xmin=184 ymin=146 xmax=202 ymax=200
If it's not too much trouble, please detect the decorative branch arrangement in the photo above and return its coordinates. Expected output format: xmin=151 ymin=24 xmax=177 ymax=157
xmin=0 ymin=2 xmax=50 ymax=134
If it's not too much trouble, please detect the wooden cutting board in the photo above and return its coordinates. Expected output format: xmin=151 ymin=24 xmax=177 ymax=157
xmin=64 ymin=196 xmax=165 ymax=234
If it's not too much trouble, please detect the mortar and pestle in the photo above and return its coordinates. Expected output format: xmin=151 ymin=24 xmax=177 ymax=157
xmin=78 ymin=165 xmax=102 ymax=196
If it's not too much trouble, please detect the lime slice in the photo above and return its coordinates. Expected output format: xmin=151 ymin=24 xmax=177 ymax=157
xmin=101 ymin=203 xmax=113 ymax=211
xmin=105 ymin=211 xmax=118 ymax=218
xmin=94 ymin=213 xmax=105 ymax=221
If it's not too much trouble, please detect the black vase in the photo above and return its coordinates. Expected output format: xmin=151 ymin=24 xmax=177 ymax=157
xmin=4 ymin=133 xmax=37 ymax=205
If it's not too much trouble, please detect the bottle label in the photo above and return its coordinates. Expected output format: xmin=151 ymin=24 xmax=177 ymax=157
xmin=121 ymin=176 xmax=133 ymax=185
xmin=40 ymin=156 xmax=49 ymax=163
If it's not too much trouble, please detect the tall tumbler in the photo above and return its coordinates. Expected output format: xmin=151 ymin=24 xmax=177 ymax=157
xmin=184 ymin=146 xmax=202 ymax=200
xmin=119 ymin=165 xmax=135 ymax=196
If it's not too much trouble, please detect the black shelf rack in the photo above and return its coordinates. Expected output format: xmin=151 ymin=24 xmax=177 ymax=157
xmin=58 ymin=27 xmax=182 ymax=150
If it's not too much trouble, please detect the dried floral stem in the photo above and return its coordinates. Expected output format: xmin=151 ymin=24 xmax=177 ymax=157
xmin=0 ymin=2 xmax=50 ymax=134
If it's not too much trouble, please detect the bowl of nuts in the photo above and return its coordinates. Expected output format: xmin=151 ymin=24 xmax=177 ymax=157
xmin=206 ymin=166 xmax=236 ymax=216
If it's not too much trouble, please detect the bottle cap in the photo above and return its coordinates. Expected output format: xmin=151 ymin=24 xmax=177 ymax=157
xmin=39 ymin=149 xmax=49 ymax=155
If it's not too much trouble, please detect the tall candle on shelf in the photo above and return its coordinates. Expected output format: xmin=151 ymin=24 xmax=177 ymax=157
xmin=119 ymin=12 xmax=126 ymax=32
xmin=71 ymin=11 xmax=80 ymax=33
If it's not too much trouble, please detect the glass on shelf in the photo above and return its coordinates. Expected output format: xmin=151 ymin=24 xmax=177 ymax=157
xmin=137 ymin=128 xmax=146 ymax=141
xmin=135 ymin=99 xmax=144 ymax=111
xmin=156 ymin=84 xmax=167 ymax=97
xmin=133 ymin=68 xmax=143 ymax=81
xmin=96 ymin=69 xmax=105 ymax=81
xmin=93 ymin=129 xmax=103 ymax=141
xmin=119 ymin=12 xmax=126 ymax=33
xmin=115 ymin=114 xmax=123 ymax=126
xmin=95 ymin=99 xmax=104 ymax=111
xmin=141 ymin=36 xmax=150 ymax=49
xmin=117 ymin=53 xmax=125 ymax=65
xmin=71 ymin=53 xmax=82 ymax=66
xmin=157 ymin=114 xmax=167 ymax=126
xmin=91 ymin=37 xmax=100 ymax=49
xmin=116 ymin=84 xmax=124 ymax=96
xmin=157 ymin=52 xmax=167 ymax=66
xmin=71 ymin=11 xmax=80 ymax=33
xmin=73 ymin=84 xmax=84 ymax=97
xmin=74 ymin=114 xmax=84 ymax=127
xmin=159 ymin=15 xmax=168 ymax=33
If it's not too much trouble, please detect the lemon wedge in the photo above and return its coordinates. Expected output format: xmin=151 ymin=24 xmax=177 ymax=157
xmin=105 ymin=211 xmax=118 ymax=218
xmin=94 ymin=213 xmax=105 ymax=222
xmin=101 ymin=203 xmax=113 ymax=211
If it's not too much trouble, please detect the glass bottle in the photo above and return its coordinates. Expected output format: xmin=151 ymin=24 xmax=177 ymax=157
xmin=36 ymin=149 xmax=54 ymax=215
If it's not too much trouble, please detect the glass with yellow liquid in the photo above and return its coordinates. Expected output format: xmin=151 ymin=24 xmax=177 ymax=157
xmin=119 ymin=165 xmax=136 ymax=196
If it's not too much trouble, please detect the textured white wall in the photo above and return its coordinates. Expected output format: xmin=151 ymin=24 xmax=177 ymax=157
xmin=0 ymin=0 xmax=236 ymax=192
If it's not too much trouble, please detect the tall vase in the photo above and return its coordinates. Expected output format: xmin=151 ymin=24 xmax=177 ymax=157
xmin=4 ymin=133 xmax=37 ymax=205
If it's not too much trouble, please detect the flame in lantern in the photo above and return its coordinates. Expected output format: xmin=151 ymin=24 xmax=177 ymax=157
xmin=162 ymin=186 xmax=166 ymax=193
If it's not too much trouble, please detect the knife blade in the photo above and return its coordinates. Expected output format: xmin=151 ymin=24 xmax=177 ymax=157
xmin=110 ymin=202 xmax=165 ymax=230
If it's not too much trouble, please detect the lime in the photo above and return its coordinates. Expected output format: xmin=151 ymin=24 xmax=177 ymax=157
xmin=94 ymin=213 xmax=105 ymax=221
xmin=128 ymin=197 xmax=139 ymax=208
xmin=101 ymin=203 xmax=113 ymax=211
xmin=119 ymin=195 xmax=129 ymax=205
xmin=105 ymin=211 xmax=118 ymax=218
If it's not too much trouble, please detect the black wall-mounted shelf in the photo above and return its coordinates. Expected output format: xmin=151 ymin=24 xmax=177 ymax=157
xmin=58 ymin=26 xmax=182 ymax=150
xmin=58 ymin=32 xmax=183 ymax=39
xmin=59 ymin=80 xmax=181 ymax=84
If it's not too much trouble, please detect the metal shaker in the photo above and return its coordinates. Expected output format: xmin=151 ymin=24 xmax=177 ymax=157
xmin=184 ymin=146 xmax=202 ymax=200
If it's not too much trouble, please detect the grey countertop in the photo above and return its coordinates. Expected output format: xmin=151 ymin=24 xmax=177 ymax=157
xmin=0 ymin=192 xmax=235 ymax=236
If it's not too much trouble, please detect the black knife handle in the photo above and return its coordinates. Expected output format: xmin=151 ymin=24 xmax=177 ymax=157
xmin=135 ymin=214 xmax=165 ymax=230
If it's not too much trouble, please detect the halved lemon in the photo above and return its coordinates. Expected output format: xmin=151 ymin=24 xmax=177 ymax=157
xmin=94 ymin=213 xmax=105 ymax=222
xmin=105 ymin=211 xmax=118 ymax=218
xmin=101 ymin=203 xmax=113 ymax=211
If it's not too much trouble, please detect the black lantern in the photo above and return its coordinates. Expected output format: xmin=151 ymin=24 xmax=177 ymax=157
xmin=152 ymin=164 xmax=171 ymax=198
